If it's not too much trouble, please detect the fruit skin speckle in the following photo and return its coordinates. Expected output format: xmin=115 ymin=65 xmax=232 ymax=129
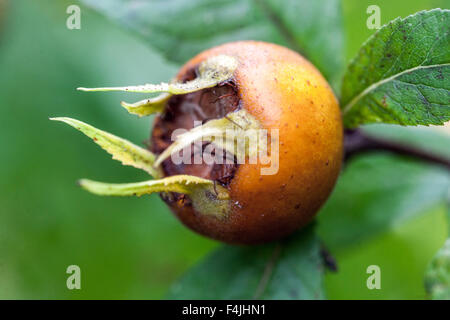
xmin=152 ymin=41 xmax=343 ymax=244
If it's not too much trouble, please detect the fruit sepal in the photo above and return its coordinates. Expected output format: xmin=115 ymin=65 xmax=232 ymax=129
xmin=79 ymin=175 xmax=231 ymax=218
xmin=77 ymin=55 xmax=239 ymax=117
xmin=50 ymin=117 xmax=163 ymax=178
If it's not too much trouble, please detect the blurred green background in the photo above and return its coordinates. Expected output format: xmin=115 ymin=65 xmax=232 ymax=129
xmin=0 ymin=0 xmax=448 ymax=299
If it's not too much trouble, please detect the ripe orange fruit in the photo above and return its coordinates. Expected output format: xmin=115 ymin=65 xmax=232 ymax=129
xmin=151 ymin=41 xmax=343 ymax=244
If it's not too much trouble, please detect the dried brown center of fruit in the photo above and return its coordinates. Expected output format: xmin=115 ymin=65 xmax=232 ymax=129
xmin=151 ymin=71 xmax=240 ymax=188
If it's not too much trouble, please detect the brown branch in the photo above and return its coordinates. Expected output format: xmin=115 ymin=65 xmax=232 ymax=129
xmin=344 ymin=129 xmax=450 ymax=170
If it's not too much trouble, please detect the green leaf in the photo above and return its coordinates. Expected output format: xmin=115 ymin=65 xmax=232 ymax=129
xmin=425 ymin=238 xmax=450 ymax=300
xmin=318 ymin=151 xmax=450 ymax=251
xmin=50 ymin=117 xmax=162 ymax=178
xmin=167 ymin=225 xmax=325 ymax=299
xmin=424 ymin=198 xmax=449 ymax=300
xmin=80 ymin=0 xmax=345 ymax=90
xmin=341 ymin=9 xmax=450 ymax=128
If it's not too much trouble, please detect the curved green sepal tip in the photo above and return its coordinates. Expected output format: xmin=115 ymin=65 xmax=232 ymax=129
xmin=77 ymin=55 xmax=238 ymax=95
xmin=120 ymin=93 xmax=171 ymax=117
xmin=79 ymin=175 xmax=230 ymax=218
xmin=425 ymin=239 xmax=450 ymax=300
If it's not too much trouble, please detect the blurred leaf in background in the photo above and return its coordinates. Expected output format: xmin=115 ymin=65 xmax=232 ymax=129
xmin=0 ymin=0 xmax=449 ymax=300
xmin=168 ymin=225 xmax=326 ymax=300
xmin=81 ymin=0 xmax=345 ymax=90
xmin=0 ymin=0 xmax=217 ymax=299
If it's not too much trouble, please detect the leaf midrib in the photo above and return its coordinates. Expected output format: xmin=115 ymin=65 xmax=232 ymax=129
xmin=253 ymin=243 xmax=282 ymax=299
xmin=252 ymin=0 xmax=305 ymax=56
xmin=342 ymin=63 xmax=450 ymax=115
